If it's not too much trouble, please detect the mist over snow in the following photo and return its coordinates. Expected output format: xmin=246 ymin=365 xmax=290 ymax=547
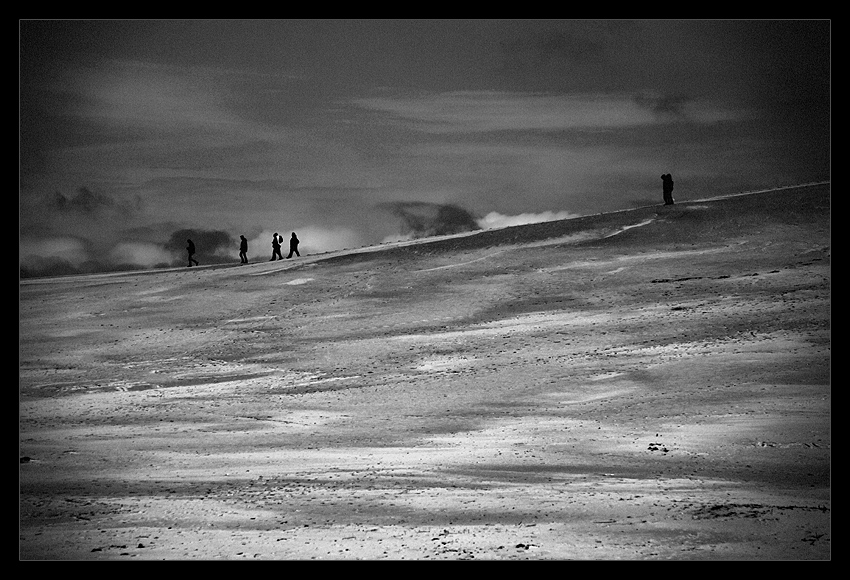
xmin=477 ymin=210 xmax=581 ymax=230
xmin=18 ymin=186 xmax=245 ymax=278
xmin=20 ymin=237 xmax=90 ymax=267
xmin=107 ymin=242 xmax=173 ymax=268
xmin=377 ymin=200 xmax=584 ymax=240
xmin=20 ymin=185 xmax=587 ymax=278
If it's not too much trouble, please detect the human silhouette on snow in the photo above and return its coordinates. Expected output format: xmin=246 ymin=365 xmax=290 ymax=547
xmin=287 ymin=232 xmax=300 ymax=259
xmin=661 ymin=173 xmax=675 ymax=205
xmin=270 ymin=233 xmax=283 ymax=261
xmin=186 ymin=239 xmax=199 ymax=267
xmin=239 ymin=235 xmax=248 ymax=264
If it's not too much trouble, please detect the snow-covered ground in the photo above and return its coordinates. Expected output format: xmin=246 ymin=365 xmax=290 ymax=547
xmin=19 ymin=184 xmax=830 ymax=560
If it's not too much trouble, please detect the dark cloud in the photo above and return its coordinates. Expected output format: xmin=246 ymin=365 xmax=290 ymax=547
xmin=45 ymin=187 xmax=116 ymax=214
xmin=632 ymin=92 xmax=690 ymax=119
xmin=166 ymin=228 xmax=237 ymax=264
xmin=495 ymin=20 xmax=628 ymax=92
xmin=379 ymin=201 xmax=481 ymax=238
xmin=27 ymin=187 xmax=143 ymax=236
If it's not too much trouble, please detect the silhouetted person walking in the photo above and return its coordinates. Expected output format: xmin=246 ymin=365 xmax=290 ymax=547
xmin=187 ymin=239 xmax=199 ymax=267
xmin=270 ymin=233 xmax=283 ymax=261
xmin=287 ymin=232 xmax=300 ymax=259
xmin=239 ymin=235 xmax=248 ymax=264
xmin=661 ymin=173 xmax=675 ymax=205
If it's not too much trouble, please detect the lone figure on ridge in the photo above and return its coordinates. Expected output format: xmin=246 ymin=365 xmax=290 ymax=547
xmin=661 ymin=173 xmax=675 ymax=205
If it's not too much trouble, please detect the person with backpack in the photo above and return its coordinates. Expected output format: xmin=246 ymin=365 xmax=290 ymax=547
xmin=270 ymin=233 xmax=283 ymax=261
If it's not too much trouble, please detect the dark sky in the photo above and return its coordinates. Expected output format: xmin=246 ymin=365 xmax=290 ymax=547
xmin=19 ymin=19 xmax=830 ymax=275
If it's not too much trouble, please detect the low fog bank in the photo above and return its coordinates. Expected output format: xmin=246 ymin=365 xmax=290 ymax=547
xmin=19 ymin=228 xmax=239 ymax=279
xmin=19 ymin=191 xmax=587 ymax=279
xmin=19 ymin=187 xmax=240 ymax=278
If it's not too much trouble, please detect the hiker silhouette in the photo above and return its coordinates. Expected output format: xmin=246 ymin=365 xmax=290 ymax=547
xmin=661 ymin=173 xmax=675 ymax=205
xmin=287 ymin=232 xmax=300 ymax=259
xmin=270 ymin=233 xmax=283 ymax=261
xmin=239 ymin=235 xmax=248 ymax=264
xmin=186 ymin=239 xmax=199 ymax=267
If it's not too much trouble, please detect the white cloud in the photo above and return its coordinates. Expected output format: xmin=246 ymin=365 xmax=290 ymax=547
xmin=477 ymin=210 xmax=580 ymax=230
xmin=354 ymin=91 xmax=656 ymax=133
xmin=354 ymin=90 xmax=747 ymax=134
xmin=108 ymin=242 xmax=173 ymax=267
xmin=295 ymin=226 xmax=368 ymax=254
xmin=19 ymin=237 xmax=90 ymax=265
xmin=69 ymin=61 xmax=247 ymax=136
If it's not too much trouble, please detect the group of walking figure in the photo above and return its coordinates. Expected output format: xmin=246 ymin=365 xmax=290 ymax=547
xmin=268 ymin=232 xmax=300 ymax=262
xmin=186 ymin=232 xmax=300 ymax=267
xmin=185 ymin=173 xmax=674 ymax=268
